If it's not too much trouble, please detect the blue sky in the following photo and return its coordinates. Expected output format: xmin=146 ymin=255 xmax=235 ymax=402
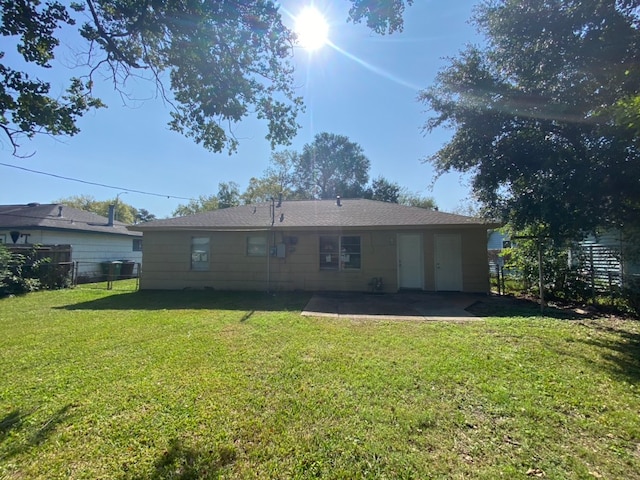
xmin=0 ymin=1 xmax=482 ymax=219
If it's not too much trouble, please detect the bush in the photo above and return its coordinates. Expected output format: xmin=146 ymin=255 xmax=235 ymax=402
xmin=0 ymin=244 xmax=71 ymax=297
xmin=622 ymin=276 xmax=640 ymax=315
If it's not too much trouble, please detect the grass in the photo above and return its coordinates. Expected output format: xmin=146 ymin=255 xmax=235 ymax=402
xmin=1 ymin=281 xmax=639 ymax=479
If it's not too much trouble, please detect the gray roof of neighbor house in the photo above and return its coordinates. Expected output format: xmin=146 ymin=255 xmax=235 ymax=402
xmin=0 ymin=203 xmax=141 ymax=236
xmin=129 ymin=199 xmax=499 ymax=232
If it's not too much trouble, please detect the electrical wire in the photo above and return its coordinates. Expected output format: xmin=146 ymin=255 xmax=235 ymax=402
xmin=0 ymin=162 xmax=194 ymax=200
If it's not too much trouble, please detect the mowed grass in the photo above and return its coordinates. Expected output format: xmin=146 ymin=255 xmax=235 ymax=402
xmin=1 ymin=283 xmax=639 ymax=479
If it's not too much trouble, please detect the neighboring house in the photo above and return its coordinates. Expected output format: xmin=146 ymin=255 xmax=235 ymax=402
xmin=488 ymin=230 xmax=511 ymax=251
xmin=573 ymin=231 xmax=640 ymax=286
xmin=0 ymin=203 xmax=142 ymax=281
xmin=487 ymin=230 xmax=511 ymax=270
xmin=129 ymin=198 xmax=499 ymax=293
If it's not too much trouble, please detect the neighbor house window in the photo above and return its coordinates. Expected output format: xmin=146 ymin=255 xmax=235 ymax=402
xmin=0 ymin=234 xmax=5 ymax=244
xmin=133 ymin=239 xmax=142 ymax=251
xmin=191 ymin=237 xmax=210 ymax=271
xmin=319 ymin=235 xmax=361 ymax=270
xmin=247 ymin=235 xmax=267 ymax=256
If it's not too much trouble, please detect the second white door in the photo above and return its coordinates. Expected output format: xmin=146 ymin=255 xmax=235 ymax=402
xmin=434 ymin=234 xmax=462 ymax=291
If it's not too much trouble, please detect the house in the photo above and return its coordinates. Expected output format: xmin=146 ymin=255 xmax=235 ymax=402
xmin=572 ymin=230 xmax=640 ymax=287
xmin=129 ymin=198 xmax=499 ymax=293
xmin=0 ymin=203 xmax=142 ymax=281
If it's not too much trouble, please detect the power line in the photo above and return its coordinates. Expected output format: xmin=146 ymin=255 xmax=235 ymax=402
xmin=0 ymin=162 xmax=193 ymax=201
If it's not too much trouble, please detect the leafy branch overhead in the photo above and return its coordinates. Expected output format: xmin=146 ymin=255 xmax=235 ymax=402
xmin=0 ymin=0 xmax=413 ymax=155
xmin=421 ymin=0 xmax=640 ymax=239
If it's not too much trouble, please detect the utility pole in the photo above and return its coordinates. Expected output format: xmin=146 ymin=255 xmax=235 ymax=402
xmin=115 ymin=191 xmax=128 ymax=221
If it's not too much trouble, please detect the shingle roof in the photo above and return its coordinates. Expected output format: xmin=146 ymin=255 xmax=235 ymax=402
xmin=129 ymin=199 xmax=497 ymax=231
xmin=0 ymin=203 xmax=141 ymax=236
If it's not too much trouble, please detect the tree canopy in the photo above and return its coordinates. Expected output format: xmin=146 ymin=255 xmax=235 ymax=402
xmin=1 ymin=0 xmax=412 ymax=155
xmin=171 ymin=131 xmax=436 ymax=216
xmin=421 ymin=0 xmax=640 ymax=239
xmin=296 ymin=132 xmax=371 ymax=199
xmin=54 ymin=194 xmax=155 ymax=224
xmin=364 ymin=176 xmax=401 ymax=203
xmin=241 ymin=150 xmax=301 ymax=204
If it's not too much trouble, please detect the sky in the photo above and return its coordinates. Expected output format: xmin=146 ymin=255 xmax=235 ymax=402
xmin=0 ymin=0 xmax=483 ymax=219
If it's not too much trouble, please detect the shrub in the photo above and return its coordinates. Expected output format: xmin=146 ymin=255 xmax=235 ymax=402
xmin=0 ymin=244 xmax=71 ymax=297
xmin=622 ymin=276 xmax=640 ymax=315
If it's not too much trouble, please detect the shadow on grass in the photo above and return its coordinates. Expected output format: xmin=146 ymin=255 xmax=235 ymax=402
xmin=58 ymin=290 xmax=312 ymax=312
xmin=126 ymin=438 xmax=237 ymax=480
xmin=30 ymin=404 xmax=75 ymax=446
xmin=0 ymin=404 xmax=76 ymax=460
xmin=0 ymin=410 xmax=24 ymax=444
xmin=574 ymin=321 xmax=640 ymax=384
xmin=467 ymin=294 xmax=609 ymax=320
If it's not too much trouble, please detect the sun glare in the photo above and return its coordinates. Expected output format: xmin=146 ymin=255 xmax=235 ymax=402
xmin=294 ymin=6 xmax=329 ymax=51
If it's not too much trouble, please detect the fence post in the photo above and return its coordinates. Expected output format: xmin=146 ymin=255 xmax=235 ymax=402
xmin=107 ymin=263 xmax=113 ymax=291
xmin=589 ymin=245 xmax=596 ymax=305
xmin=538 ymin=242 xmax=545 ymax=315
xmin=608 ymin=271 xmax=614 ymax=307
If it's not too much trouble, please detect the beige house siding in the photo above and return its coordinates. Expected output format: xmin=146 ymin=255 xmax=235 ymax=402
xmin=461 ymin=228 xmax=492 ymax=292
xmin=140 ymin=227 xmax=490 ymax=293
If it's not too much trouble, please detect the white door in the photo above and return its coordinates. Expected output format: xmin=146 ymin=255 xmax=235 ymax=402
xmin=435 ymin=234 xmax=463 ymax=291
xmin=398 ymin=233 xmax=423 ymax=289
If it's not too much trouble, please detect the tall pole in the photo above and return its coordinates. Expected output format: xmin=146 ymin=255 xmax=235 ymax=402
xmin=115 ymin=191 xmax=128 ymax=221
xmin=538 ymin=240 xmax=545 ymax=315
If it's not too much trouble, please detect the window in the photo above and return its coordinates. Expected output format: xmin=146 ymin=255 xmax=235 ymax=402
xmin=132 ymin=239 xmax=142 ymax=251
xmin=191 ymin=237 xmax=210 ymax=271
xmin=247 ymin=235 xmax=267 ymax=256
xmin=0 ymin=234 xmax=5 ymax=244
xmin=319 ymin=235 xmax=361 ymax=270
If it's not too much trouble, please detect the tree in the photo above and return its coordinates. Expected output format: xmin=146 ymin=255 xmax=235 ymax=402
xmin=172 ymin=181 xmax=238 ymax=215
xmin=172 ymin=194 xmax=218 ymax=217
xmin=53 ymin=194 xmax=141 ymax=224
xmin=398 ymin=190 xmax=437 ymax=210
xmin=348 ymin=0 xmax=413 ymax=34
xmin=241 ymin=150 xmax=302 ymax=204
xmin=421 ymin=0 xmax=640 ymax=239
xmin=217 ymin=181 xmax=240 ymax=209
xmin=134 ymin=208 xmax=156 ymax=224
xmin=1 ymin=0 xmax=412 ymax=156
xmin=296 ymin=132 xmax=371 ymax=199
xmin=364 ymin=176 xmax=401 ymax=203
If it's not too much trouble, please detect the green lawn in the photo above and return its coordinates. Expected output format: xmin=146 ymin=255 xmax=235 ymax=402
xmin=1 ymin=282 xmax=639 ymax=479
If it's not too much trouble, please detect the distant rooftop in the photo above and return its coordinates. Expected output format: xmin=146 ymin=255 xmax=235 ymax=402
xmin=0 ymin=203 xmax=141 ymax=236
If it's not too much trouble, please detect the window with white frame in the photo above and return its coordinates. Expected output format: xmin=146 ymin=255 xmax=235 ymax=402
xmin=132 ymin=239 xmax=142 ymax=251
xmin=191 ymin=237 xmax=210 ymax=271
xmin=319 ymin=235 xmax=361 ymax=270
xmin=247 ymin=235 xmax=267 ymax=256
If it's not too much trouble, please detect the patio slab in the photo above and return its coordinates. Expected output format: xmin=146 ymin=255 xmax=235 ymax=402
xmin=302 ymin=291 xmax=486 ymax=321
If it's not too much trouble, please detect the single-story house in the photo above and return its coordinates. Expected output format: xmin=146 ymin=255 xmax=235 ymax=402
xmin=0 ymin=203 xmax=142 ymax=281
xmin=129 ymin=198 xmax=499 ymax=293
xmin=572 ymin=230 xmax=640 ymax=286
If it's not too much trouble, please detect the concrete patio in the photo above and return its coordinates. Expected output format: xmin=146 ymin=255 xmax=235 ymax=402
xmin=301 ymin=291 xmax=486 ymax=321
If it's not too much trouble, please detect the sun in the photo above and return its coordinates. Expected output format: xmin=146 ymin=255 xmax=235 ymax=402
xmin=294 ymin=6 xmax=329 ymax=51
